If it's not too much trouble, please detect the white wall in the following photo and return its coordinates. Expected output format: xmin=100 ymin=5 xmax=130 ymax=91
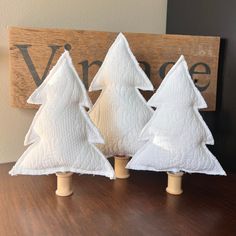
xmin=0 ymin=0 xmax=167 ymax=163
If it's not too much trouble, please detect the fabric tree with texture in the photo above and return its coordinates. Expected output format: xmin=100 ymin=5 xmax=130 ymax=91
xmin=10 ymin=51 xmax=115 ymax=196
xmin=89 ymin=33 xmax=154 ymax=178
xmin=127 ymin=55 xmax=226 ymax=194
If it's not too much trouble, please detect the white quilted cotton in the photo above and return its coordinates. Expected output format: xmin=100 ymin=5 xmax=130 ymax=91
xmin=89 ymin=33 xmax=154 ymax=157
xmin=9 ymin=51 xmax=115 ymax=179
xmin=127 ymin=55 xmax=226 ymax=175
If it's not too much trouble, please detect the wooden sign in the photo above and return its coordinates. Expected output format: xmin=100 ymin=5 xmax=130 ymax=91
xmin=8 ymin=27 xmax=220 ymax=110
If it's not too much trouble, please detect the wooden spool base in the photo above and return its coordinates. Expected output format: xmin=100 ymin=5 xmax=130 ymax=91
xmin=166 ymin=171 xmax=183 ymax=195
xmin=55 ymin=172 xmax=73 ymax=197
xmin=114 ymin=156 xmax=130 ymax=179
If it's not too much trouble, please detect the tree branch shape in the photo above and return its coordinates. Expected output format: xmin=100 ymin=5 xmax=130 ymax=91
xmin=127 ymin=55 xmax=226 ymax=175
xmin=10 ymin=51 xmax=115 ymax=179
xmin=89 ymin=33 xmax=154 ymax=157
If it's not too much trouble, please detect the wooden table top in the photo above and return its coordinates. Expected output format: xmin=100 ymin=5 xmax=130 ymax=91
xmin=0 ymin=163 xmax=235 ymax=236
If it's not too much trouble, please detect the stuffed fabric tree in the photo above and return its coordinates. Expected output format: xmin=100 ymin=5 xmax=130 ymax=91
xmin=89 ymin=33 xmax=154 ymax=178
xmin=10 ymin=51 xmax=115 ymax=195
xmin=127 ymin=55 xmax=225 ymax=194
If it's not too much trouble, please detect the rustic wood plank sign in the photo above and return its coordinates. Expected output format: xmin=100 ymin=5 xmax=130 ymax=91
xmin=8 ymin=27 xmax=220 ymax=110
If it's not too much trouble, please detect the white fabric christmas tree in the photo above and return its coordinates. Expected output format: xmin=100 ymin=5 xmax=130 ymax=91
xmin=10 ymin=51 xmax=115 ymax=179
xmin=89 ymin=33 xmax=154 ymax=157
xmin=127 ymin=55 xmax=226 ymax=175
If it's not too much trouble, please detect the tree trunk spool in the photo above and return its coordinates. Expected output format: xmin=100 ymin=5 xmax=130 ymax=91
xmin=55 ymin=172 xmax=73 ymax=197
xmin=166 ymin=171 xmax=183 ymax=195
xmin=114 ymin=156 xmax=130 ymax=179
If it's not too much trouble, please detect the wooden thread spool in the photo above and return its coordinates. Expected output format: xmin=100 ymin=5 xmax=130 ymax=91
xmin=114 ymin=156 xmax=130 ymax=179
xmin=166 ymin=171 xmax=183 ymax=195
xmin=55 ymin=172 xmax=73 ymax=197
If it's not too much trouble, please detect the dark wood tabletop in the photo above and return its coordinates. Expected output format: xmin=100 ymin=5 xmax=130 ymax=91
xmin=0 ymin=163 xmax=235 ymax=236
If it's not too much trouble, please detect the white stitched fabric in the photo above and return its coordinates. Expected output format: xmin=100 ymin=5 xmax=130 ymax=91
xmin=10 ymin=51 xmax=115 ymax=179
xmin=127 ymin=55 xmax=226 ymax=175
xmin=89 ymin=33 xmax=154 ymax=157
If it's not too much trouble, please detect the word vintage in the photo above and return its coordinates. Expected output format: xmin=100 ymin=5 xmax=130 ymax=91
xmin=9 ymin=27 xmax=220 ymax=110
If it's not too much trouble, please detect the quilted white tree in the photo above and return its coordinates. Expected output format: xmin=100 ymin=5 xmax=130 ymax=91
xmin=89 ymin=33 xmax=153 ymax=157
xmin=89 ymin=33 xmax=154 ymax=178
xmin=127 ymin=55 xmax=226 ymax=176
xmin=9 ymin=51 xmax=115 ymax=180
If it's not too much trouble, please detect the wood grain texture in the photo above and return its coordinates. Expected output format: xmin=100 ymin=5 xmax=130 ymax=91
xmin=0 ymin=163 xmax=235 ymax=236
xmin=8 ymin=27 xmax=220 ymax=110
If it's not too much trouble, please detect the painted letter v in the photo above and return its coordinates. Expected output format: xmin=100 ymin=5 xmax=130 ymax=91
xmin=15 ymin=45 xmax=61 ymax=87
